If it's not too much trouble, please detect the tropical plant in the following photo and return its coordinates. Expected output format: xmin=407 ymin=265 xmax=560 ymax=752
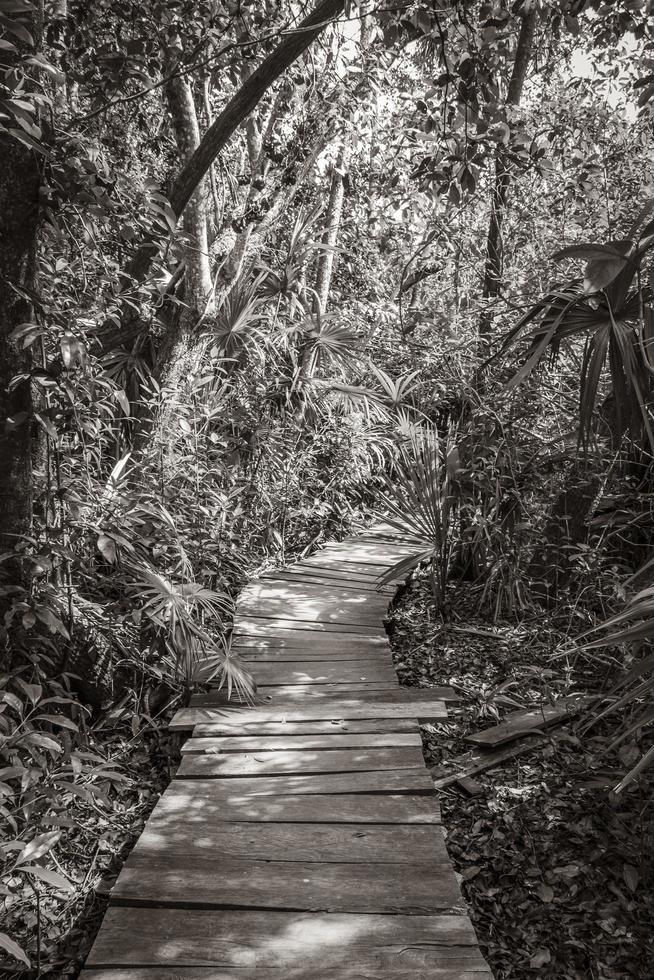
xmin=496 ymin=203 xmax=654 ymax=449
xmin=376 ymin=423 xmax=462 ymax=606
xmin=570 ymin=591 xmax=654 ymax=792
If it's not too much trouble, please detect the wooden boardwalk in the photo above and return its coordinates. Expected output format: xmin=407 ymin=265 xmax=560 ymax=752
xmin=81 ymin=527 xmax=492 ymax=979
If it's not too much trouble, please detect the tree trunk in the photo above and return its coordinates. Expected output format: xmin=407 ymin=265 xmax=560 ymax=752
xmin=315 ymin=145 xmax=346 ymax=313
xmin=163 ymin=39 xmax=213 ymax=340
xmin=478 ymin=9 xmax=537 ymax=346
xmin=96 ymin=0 xmax=345 ymax=357
xmin=0 ymin=82 xmax=40 ymax=586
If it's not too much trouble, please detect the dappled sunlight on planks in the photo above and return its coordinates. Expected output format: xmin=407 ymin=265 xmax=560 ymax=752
xmin=81 ymin=526 xmax=492 ymax=980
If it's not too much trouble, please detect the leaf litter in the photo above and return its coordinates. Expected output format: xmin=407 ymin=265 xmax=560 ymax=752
xmin=388 ymin=577 xmax=654 ymax=980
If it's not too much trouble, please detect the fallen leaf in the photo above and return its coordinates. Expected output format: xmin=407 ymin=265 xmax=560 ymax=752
xmin=530 ymin=948 xmax=551 ymax=968
xmin=623 ymin=864 xmax=639 ymax=892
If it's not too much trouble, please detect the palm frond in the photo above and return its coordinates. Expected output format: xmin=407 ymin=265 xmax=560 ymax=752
xmin=375 ymin=423 xmax=461 ymax=604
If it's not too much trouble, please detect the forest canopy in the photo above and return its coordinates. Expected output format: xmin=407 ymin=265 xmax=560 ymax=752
xmin=1 ymin=0 xmax=654 ymax=976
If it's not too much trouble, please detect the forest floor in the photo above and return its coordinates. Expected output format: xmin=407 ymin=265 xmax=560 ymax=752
xmin=0 ymin=720 xmax=173 ymax=980
xmin=7 ymin=562 xmax=654 ymax=980
xmin=388 ymin=578 xmax=654 ymax=980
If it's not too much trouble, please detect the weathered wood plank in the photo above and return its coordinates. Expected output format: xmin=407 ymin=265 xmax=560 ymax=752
xmin=463 ymin=696 xmax=592 ymax=748
xmin=86 ymin=908 xmax=481 ymax=968
xmin=238 ymin=596 xmax=388 ymax=624
xmin=236 ymin=649 xmax=393 ymax=663
xmin=82 ymin=968 xmax=492 ymax=979
xmin=191 ymin=718 xmax=420 ymax=737
xmin=174 ymin=698 xmax=449 ymax=730
xmin=300 ymin=556 xmax=399 ymax=576
xmin=430 ymin=735 xmax=547 ymax=789
xmin=175 ymin=768 xmax=435 ymax=794
xmin=241 ymin=581 xmax=392 ymax=606
xmin=80 ymin=529 xmax=491 ymax=980
xmin=202 ymin=680 xmax=397 ymax=707
xmin=177 ymin=746 xmax=426 ymax=778
xmin=261 ymin=570 xmax=396 ymax=593
xmin=181 ymin=732 xmax=423 ymax=753
xmin=309 ymin=542 xmax=415 ymax=565
xmin=232 ymin=634 xmax=389 ymax=650
xmin=249 ymin=684 xmax=454 ymax=700
xmin=192 ymin=683 xmax=404 ymax=706
xmin=172 ymin=698 xmax=447 ymax=731
xmin=126 ymin=821 xmax=450 ymax=865
xmin=111 ymin=856 xmax=462 ymax=913
xmin=286 ymin=568 xmax=398 ymax=589
xmin=245 ymin=660 xmax=399 ymax=685
xmin=236 ymin=616 xmax=387 ymax=635
xmin=192 ymin=689 xmax=451 ymax=708
xmin=155 ymin=783 xmax=441 ymax=823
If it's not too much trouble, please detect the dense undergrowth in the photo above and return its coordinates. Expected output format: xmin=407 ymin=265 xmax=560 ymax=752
xmin=2 ymin=0 xmax=654 ymax=975
xmin=389 ymin=577 xmax=654 ymax=980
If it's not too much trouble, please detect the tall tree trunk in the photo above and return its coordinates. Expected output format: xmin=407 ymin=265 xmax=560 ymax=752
xmin=478 ymin=10 xmax=537 ymax=347
xmin=0 ymin=58 xmax=40 ymax=587
xmin=96 ymin=0 xmax=345 ymax=356
xmin=315 ymin=145 xmax=347 ymax=313
xmin=163 ymin=39 xmax=213 ymax=337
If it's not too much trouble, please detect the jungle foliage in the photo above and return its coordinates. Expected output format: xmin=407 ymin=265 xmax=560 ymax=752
xmin=1 ymin=0 xmax=654 ymax=974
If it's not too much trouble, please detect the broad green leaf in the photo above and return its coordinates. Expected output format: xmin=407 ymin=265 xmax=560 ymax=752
xmin=97 ymin=533 xmax=117 ymax=563
xmin=16 ymin=830 xmax=61 ymax=866
xmin=0 ymin=933 xmax=29 ymax=966
xmin=18 ymin=864 xmax=74 ymax=892
xmin=32 ymin=713 xmax=78 ymax=731
xmin=14 ymin=678 xmax=41 ymax=704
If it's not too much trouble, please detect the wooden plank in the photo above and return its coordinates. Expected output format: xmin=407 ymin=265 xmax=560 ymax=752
xmin=126 ymin=821 xmax=450 ymax=865
xmin=156 ymin=782 xmax=441 ymax=823
xmin=80 ymin=529 xmax=491 ymax=980
xmin=192 ymin=684 xmax=402 ymax=706
xmin=430 ymin=735 xmax=547 ymax=789
xmin=82 ymin=967 xmax=492 ymax=979
xmin=172 ymin=701 xmax=445 ymax=732
xmin=236 ymin=617 xmax=386 ymax=636
xmin=300 ymin=556 xmax=400 ymax=577
xmin=191 ymin=718 xmax=420 ymax=737
xmin=241 ymin=582 xmax=391 ymax=606
xmin=86 ymin=908 xmax=482 ymax=968
xmin=232 ymin=634 xmax=389 ymax=650
xmin=191 ymin=688 xmax=453 ymax=708
xmin=248 ymin=685 xmax=453 ymax=701
xmin=237 ymin=605 xmax=385 ymax=629
xmin=309 ymin=543 xmax=415 ymax=566
xmin=350 ymin=532 xmax=422 ymax=545
xmin=284 ymin=566 xmax=398 ymax=588
xmin=174 ymin=696 xmax=450 ymax=730
xmin=237 ymin=649 xmax=393 ymax=663
xmin=191 ymin=685 xmax=399 ymax=709
xmin=261 ymin=571 xmax=396 ymax=594
xmin=175 ymin=768 xmax=435 ymax=794
xmin=238 ymin=595 xmax=388 ymax=624
xmin=464 ymin=696 xmax=592 ymax=748
xmin=246 ymin=661 xmax=399 ymax=686
xmin=177 ymin=746 xmax=426 ymax=778
xmin=182 ymin=732 xmax=423 ymax=753
xmin=110 ymin=856 xmax=463 ymax=913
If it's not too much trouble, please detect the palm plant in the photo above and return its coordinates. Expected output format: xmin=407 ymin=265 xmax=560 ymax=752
xmin=254 ymin=206 xmax=326 ymax=315
xmin=575 ymin=587 xmax=654 ymax=792
xmin=376 ymin=423 xmax=462 ymax=605
xmin=496 ymin=203 xmax=654 ymax=449
xmin=208 ymin=275 xmax=268 ymax=365
xmin=294 ymin=312 xmax=361 ymax=382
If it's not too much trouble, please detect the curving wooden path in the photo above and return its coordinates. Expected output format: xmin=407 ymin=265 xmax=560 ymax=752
xmin=81 ymin=527 xmax=492 ymax=980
